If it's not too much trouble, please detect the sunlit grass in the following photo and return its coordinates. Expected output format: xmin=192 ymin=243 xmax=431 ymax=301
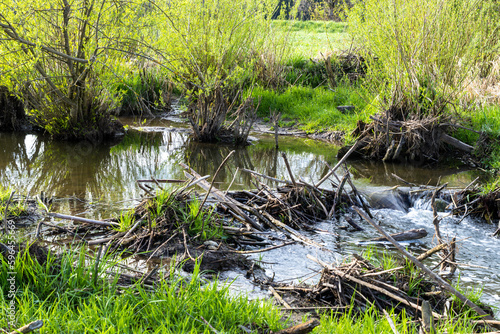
xmin=272 ymin=20 xmax=350 ymax=59
xmin=0 ymin=185 xmax=27 ymax=217
xmin=252 ymin=82 xmax=377 ymax=140
xmin=1 ymin=244 xmax=283 ymax=333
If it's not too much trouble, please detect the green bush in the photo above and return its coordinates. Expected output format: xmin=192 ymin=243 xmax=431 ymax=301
xmin=347 ymin=0 xmax=500 ymax=117
xmin=0 ymin=0 xmax=139 ymax=140
xmin=150 ymin=0 xmax=284 ymax=142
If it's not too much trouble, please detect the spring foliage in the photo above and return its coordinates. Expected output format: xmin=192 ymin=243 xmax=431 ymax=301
xmin=0 ymin=0 xmax=144 ymax=138
xmin=347 ymin=0 xmax=500 ymax=115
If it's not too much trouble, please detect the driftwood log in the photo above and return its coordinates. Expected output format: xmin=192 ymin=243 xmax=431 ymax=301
xmin=9 ymin=320 xmax=44 ymax=334
xmin=365 ymin=228 xmax=428 ymax=242
xmin=274 ymin=319 xmax=320 ymax=334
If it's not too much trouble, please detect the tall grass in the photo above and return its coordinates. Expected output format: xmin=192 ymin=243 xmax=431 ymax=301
xmin=1 ymin=244 xmax=283 ymax=333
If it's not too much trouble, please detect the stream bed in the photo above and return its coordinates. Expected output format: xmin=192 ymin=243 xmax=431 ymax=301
xmin=1 ymin=117 xmax=498 ymax=314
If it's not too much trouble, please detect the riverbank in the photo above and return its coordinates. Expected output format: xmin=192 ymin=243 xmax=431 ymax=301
xmin=2 ymin=154 xmax=500 ymax=332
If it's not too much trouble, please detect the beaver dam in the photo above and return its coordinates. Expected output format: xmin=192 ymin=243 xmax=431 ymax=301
xmin=2 ymin=120 xmax=500 ymax=332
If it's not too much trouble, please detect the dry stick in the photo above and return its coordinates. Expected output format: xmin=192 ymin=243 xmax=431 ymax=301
xmin=281 ymin=152 xmax=297 ymax=187
xmin=87 ymin=232 xmax=126 ymax=246
xmin=182 ymin=228 xmax=197 ymax=262
xmin=229 ymin=241 xmax=294 ymax=254
xmin=269 ymin=286 xmax=291 ymax=309
xmin=137 ymin=181 xmax=154 ymax=196
xmin=200 ymin=316 xmax=221 ymax=334
xmin=3 ymin=191 xmax=15 ymax=234
xmin=136 ymin=179 xmax=186 ymax=184
xmin=275 ymin=319 xmax=320 ymax=334
xmin=0 ymin=242 xmax=15 ymax=254
xmin=146 ymin=232 xmax=178 ymax=263
xmin=195 ymin=150 xmax=235 ymax=226
xmin=139 ymin=266 xmax=159 ymax=285
xmin=353 ymin=207 xmax=494 ymax=321
xmin=241 ymin=168 xmax=301 ymax=186
xmin=8 ymin=320 xmax=44 ymax=334
xmin=329 ymin=173 xmax=348 ymax=219
xmin=344 ymin=166 xmax=373 ymax=218
xmin=383 ymin=309 xmax=401 ymax=334
xmin=224 ymin=167 xmax=240 ymax=196
xmin=391 ymin=173 xmax=419 ymax=187
xmin=150 ymin=176 xmax=165 ymax=191
xmin=315 ymin=140 xmax=360 ymax=188
xmin=307 ymin=255 xmax=443 ymax=320
xmin=344 ymin=216 xmax=364 ymax=231
xmin=48 ymin=212 xmax=119 ymax=228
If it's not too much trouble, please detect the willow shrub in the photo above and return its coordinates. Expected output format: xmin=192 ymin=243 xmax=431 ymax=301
xmin=347 ymin=0 xmax=500 ymax=117
xmin=150 ymin=0 xmax=288 ymax=142
xmin=0 ymin=0 xmax=145 ymax=140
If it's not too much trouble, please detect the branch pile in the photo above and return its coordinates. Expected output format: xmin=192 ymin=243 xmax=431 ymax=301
xmin=343 ymin=107 xmax=474 ymax=163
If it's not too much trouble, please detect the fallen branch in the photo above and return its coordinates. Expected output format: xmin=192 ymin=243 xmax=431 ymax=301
xmin=275 ymin=319 xmax=320 ymax=334
xmin=354 ymin=207 xmax=494 ymax=321
xmin=9 ymin=320 xmax=44 ymax=334
xmin=48 ymin=212 xmax=119 ymax=228
xmin=315 ymin=141 xmax=360 ymax=188
xmin=364 ymin=228 xmax=428 ymax=242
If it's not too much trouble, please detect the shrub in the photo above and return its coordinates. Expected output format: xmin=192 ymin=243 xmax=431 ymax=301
xmin=0 ymin=0 xmax=138 ymax=140
xmin=150 ymin=0 xmax=282 ymax=143
xmin=347 ymin=0 xmax=500 ymax=117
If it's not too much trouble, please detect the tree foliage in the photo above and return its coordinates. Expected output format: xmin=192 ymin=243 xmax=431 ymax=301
xmin=0 ymin=0 xmax=140 ymax=139
xmin=347 ymin=0 xmax=500 ymax=116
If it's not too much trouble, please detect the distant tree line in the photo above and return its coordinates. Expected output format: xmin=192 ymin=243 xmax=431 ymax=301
xmin=272 ymin=0 xmax=352 ymax=20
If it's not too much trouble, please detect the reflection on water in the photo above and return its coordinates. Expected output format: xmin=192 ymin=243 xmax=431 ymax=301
xmin=0 ymin=122 xmax=484 ymax=218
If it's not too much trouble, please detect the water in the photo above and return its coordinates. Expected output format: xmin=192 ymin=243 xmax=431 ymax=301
xmin=1 ymin=120 xmax=498 ymax=313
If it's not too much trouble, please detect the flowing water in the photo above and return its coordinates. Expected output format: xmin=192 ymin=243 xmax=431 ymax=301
xmin=1 ymin=118 xmax=498 ymax=313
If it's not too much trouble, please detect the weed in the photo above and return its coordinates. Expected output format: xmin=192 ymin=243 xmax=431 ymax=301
xmin=181 ymin=197 xmax=224 ymax=241
xmin=115 ymin=209 xmax=136 ymax=232
xmin=0 ymin=186 xmax=27 ymax=217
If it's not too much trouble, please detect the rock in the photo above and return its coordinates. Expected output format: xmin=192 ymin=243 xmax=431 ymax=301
xmin=336 ymin=105 xmax=355 ymax=114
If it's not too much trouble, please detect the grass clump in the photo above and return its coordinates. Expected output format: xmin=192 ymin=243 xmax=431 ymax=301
xmin=0 ymin=186 xmax=27 ymax=218
xmin=317 ymin=305 xmax=483 ymax=334
xmin=1 ymin=243 xmax=283 ymax=333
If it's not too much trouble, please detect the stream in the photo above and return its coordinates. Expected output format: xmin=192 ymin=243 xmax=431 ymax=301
xmin=1 ymin=117 xmax=498 ymax=315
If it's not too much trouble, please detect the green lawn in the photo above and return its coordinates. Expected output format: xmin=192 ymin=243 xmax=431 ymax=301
xmin=272 ymin=20 xmax=350 ymax=59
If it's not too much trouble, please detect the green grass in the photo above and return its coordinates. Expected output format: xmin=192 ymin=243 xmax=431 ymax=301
xmin=272 ymin=20 xmax=350 ymax=59
xmin=315 ymin=305 xmax=484 ymax=334
xmin=1 ymin=244 xmax=283 ymax=333
xmin=2 ymin=243 xmax=493 ymax=333
xmin=115 ymin=209 xmax=136 ymax=232
xmin=451 ymin=104 xmax=500 ymax=170
xmin=0 ymin=185 xmax=27 ymax=217
xmin=180 ymin=197 xmax=225 ymax=241
xmin=252 ymin=82 xmax=377 ymax=139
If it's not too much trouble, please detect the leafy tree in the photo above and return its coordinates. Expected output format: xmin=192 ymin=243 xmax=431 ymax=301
xmin=0 ymin=0 xmax=138 ymax=140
